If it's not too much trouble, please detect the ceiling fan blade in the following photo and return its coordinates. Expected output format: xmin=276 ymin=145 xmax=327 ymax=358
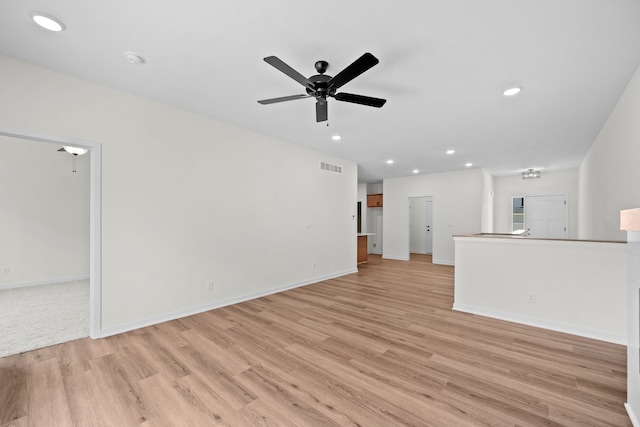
xmin=316 ymin=101 xmax=328 ymax=122
xmin=328 ymin=53 xmax=379 ymax=90
xmin=334 ymin=92 xmax=386 ymax=108
xmin=258 ymin=94 xmax=311 ymax=105
xmin=264 ymin=56 xmax=314 ymax=89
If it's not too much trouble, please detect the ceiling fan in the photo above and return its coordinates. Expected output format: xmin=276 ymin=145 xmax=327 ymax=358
xmin=257 ymin=52 xmax=386 ymax=122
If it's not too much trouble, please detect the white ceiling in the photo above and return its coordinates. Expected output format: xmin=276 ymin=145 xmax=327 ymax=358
xmin=1 ymin=1 xmax=639 ymax=183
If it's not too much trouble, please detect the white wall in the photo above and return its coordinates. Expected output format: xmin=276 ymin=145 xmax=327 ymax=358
xmin=0 ymin=55 xmax=357 ymax=333
xmin=579 ymin=64 xmax=640 ymax=241
xmin=0 ymin=137 xmax=90 ymax=287
xmin=626 ymin=230 xmax=640 ymax=425
xmin=366 ymin=182 xmax=383 ymax=254
xmin=357 ymin=182 xmax=367 ymax=234
xmin=481 ymin=169 xmax=494 ymax=233
xmin=382 ymin=169 xmax=483 ymax=264
xmin=493 ymin=170 xmax=579 ymax=238
xmin=454 ymin=236 xmax=627 ymax=344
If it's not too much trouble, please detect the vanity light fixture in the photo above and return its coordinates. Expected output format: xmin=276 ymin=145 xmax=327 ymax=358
xmin=503 ymin=87 xmax=522 ymax=96
xmin=31 ymin=13 xmax=66 ymax=32
xmin=522 ymin=168 xmax=541 ymax=179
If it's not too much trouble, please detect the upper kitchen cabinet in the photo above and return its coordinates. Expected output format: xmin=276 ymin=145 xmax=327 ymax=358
xmin=367 ymin=193 xmax=383 ymax=207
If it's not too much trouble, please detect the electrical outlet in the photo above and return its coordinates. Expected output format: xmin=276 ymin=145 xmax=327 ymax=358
xmin=207 ymin=281 xmax=214 ymax=291
xmin=2 ymin=266 xmax=9 ymax=274
xmin=373 ymin=243 xmax=377 ymax=248
xmin=527 ymin=292 xmax=536 ymax=304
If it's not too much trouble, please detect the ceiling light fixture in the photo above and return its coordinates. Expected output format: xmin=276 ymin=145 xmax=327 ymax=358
xmin=465 ymin=163 xmax=473 ymax=167
xmin=331 ymin=135 xmax=341 ymax=141
xmin=31 ymin=13 xmax=65 ymax=32
xmin=446 ymin=149 xmax=455 ymax=155
xmin=413 ymin=169 xmax=419 ymax=174
xmin=522 ymin=168 xmax=541 ymax=179
xmin=503 ymin=87 xmax=522 ymax=96
xmin=58 ymin=146 xmax=88 ymax=173
xmin=386 ymin=160 xmax=394 ymax=164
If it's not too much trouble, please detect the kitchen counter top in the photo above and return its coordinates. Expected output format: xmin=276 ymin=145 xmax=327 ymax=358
xmin=454 ymin=232 xmax=624 ymax=244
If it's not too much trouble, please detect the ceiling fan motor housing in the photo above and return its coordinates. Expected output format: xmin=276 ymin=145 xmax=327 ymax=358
xmin=306 ymin=73 xmax=334 ymax=100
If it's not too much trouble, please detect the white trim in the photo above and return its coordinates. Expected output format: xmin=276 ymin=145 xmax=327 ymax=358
xmin=0 ymin=127 xmax=102 ymax=339
xmin=99 ymin=268 xmax=357 ymax=338
xmin=626 ymin=403 xmax=639 ymax=427
xmin=0 ymin=275 xmax=90 ymax=290
xmin=452 ymin=303 xmax=626 ymax=345
xmin=432 ymin=258 xmax=454 ymax=266
xmin=382 ymin=254 xmax=410 ymax=261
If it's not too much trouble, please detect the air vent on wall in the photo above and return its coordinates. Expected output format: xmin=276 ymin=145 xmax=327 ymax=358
xmin=320 ymin=161 xmax=342 ymax=174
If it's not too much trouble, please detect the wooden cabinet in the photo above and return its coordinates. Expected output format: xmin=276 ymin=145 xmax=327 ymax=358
xmin=357 ymin=235 xmax=368 ymax=263
xmin=367 ymin=193 xmax=383 ymax=207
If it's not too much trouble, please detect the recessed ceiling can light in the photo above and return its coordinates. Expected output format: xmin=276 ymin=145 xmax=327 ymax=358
xmin=331 ymin=135 xmax=341 ymax=141
xmin=31 ymin=13 xmax=65 ymax=32
xmin=413 ymin=169 xmax=419 ymax=174
xmin=446 ymin=149 xmax=455 ymax=155
xmin=386 ymin=159 xmax=394 ymax=164
xmin=465 ymin=162 xmax=473 ymax=167
xmin=503 ymin=87 xmax=522 ymax=96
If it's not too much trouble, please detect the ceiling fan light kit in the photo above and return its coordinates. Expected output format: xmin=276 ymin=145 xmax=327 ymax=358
xmin=258 ymin=52 xmax=386 ymax=122
xmin=58 ymin=145 xmax=88 ymax=172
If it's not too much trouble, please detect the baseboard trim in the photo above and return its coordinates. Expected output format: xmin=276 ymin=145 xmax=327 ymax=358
xmin=98 ymin=268 xmax=358 ymax=339
xmin=382 ymin=255 xmax=409 ymax=261
xmin=627 ymin=403 xmax=639 ymax=427
xmin=452 ymin=303 xmax=626 ymax=345
xmin=0 ymin=275 xmax=90 ymax=291
xmin=432 ymin=258 xmax=454 ymax=266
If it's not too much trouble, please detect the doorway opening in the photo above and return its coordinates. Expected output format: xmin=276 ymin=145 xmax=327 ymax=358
xmin=512 ymin=195 xmax=567 ymax=238
xmin=0 ymin=128 xmax=102 ymax=340
xmin=409 ymin=196 xmax=433 ymax=261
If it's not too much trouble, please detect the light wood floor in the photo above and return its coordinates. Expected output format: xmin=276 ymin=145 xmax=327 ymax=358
xmin=0 ymin=254 xmax=630 ymax=426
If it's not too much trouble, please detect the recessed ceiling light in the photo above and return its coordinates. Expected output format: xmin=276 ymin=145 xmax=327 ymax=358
xmin=413 ymin=169 xmax=419 ymax=174
xmin=331 ymin=135 xmax=341 ymax=141
xmin=386 ymin=159 xmax=394 ymax=164
xmin=31 ymin=13 xmax=65 ymax=32
xmin=446 ymin=149 xmax=455 ymax=155
xmin=503 ymin=87 xmax=522 ymax=96
xmin=465 ymin=162 xmax=473 ymax=167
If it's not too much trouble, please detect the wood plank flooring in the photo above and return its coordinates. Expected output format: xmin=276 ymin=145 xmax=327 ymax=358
xmin=0 ymin=254 xmax=630 ymax=426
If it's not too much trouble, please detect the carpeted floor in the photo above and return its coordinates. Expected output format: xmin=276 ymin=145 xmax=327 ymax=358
xmin=0 ymin=280 xmax=89 ymax=358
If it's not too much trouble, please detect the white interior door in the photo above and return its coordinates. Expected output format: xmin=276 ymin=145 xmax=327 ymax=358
xmin=410 ymin=197 xmax=427 ymax=253
xmin=425 ymin=200 xmax=433 ymax=254
xmin=409 ymin=197 xmax=433 ymax=255
xmin=525 ymin=195 xmax=567 ymax=238
xmin=368 ymin=209 xmax=383 ymax=254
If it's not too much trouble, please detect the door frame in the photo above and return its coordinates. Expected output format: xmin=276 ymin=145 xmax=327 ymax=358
xmin=0 ymin=127 xmax=102 ymax=338
xmin=512 ymin=194 xmax=568 ymax=238
xmin=407 ymin=195 xmax=434 ymax=257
